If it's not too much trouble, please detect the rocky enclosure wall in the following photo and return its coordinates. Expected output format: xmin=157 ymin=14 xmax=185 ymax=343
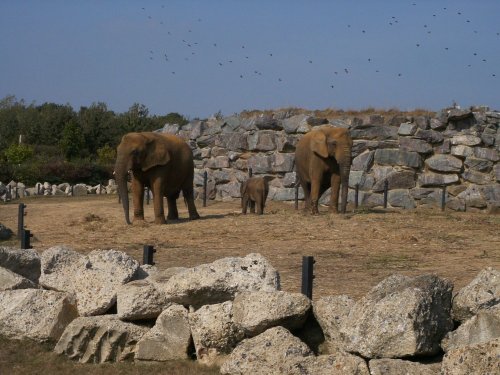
xmin=160 ymin=105 xmax=499 ymax=212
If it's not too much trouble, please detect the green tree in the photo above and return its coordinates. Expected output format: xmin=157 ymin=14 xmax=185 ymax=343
xmin=60 ymin=120 xmax=85 ymax=160
xmin=3 ymin=143 xmax=34 ymax=164
xmin=96 ymin=144 xmax=116 ymax=165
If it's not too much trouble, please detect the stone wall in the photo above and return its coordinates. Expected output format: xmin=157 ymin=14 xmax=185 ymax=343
xmin=159 ymin=106 xmax=499 ymax=212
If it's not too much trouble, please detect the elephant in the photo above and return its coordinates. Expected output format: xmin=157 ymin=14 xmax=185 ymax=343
xmin=295 ymin=126 xmax=353 ymax=214
xmin=114 ymin=132 xmax=200 ymax=224
xmin=240 ymin=177 xmax=269 ymax=215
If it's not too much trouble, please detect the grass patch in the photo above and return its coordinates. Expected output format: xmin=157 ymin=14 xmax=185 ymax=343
xmin=364 ymin=254 xmax=418 ymax=270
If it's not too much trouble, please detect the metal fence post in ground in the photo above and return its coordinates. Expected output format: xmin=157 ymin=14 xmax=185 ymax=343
xmin=18 ymin=203 xmax=26 ymax=239
xmin=203 ymin=171 xmax=208 ymax=207
xmin=383 ymin=180 xmax=389 ymax=208
xmin=21 ymin=229 xmax=33 ymax=249
xmin=37 ymin=184 xmax=40 ymax=195
xmin=294 ymin=182 xmax=299 ymax=210
xmin=248 ymin=168 xmax=253 ymax=178
xmin=143 ymin=245 xmax=156 ymax=265
xmin=301 ymin=256 xmax=315 ymax=299
xmin=354 ymin=184 xmax=359 ymax=209
xmin=70 ymin=185 xmax=74 ymax=196
xmin=441 ymin=185 xmax=446 ymax=211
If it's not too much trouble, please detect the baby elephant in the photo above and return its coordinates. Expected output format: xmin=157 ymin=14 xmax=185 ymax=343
xmin=241 ymin=177 xmax=269 ymax=215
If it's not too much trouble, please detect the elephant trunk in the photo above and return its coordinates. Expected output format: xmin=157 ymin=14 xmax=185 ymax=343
xmin=339 ymin=152 xmax=352 ymax=214
xmin=114 ymin=156 xmax=131 ymax=225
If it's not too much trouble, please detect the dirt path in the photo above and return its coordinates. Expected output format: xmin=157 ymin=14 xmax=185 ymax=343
xmin=1 ymin=195 xmax=499 ymax=299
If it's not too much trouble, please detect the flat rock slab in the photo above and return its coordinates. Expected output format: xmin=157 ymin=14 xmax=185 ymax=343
xmin=55 ymin=315 xmax=148 ymax=363
xmin=117 ymin=279 xmax=170 ymax=321
xmin=441 ymin=338 xmax=500 ymax=375
xmin=0 ymin=289 xmax=78 ymax=342
xmin=232 ymin=291 xmax=311 ymax=336
xmin=162 ymin=253 xmax=280 ymax=308
xmin=40 ymin=246 xmax=140 ymax=316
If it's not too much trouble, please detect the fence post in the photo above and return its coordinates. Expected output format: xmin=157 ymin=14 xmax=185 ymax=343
xmin=354 ymin=184 xmax=359 ymax=209
xmin=21 ymin=229 xmax=33 ymax=249
xmin=294 ymin=182 xmax=299 ymax=210
xmin=70 ymin=185 xmax=74 ymax=197
xmin=37 ymin=184 xmax=40 ymax=195
xmin=383 ymin=180 xmax=389 ymax=208
xmin=248 ymin=168 xmax=253 ymax=178
xmin=143 ymin=245 xmax=156 ymax=265
xmin=18 ymin=203 xmax=26 ymax=239
xmin=301 ymin=256 xmax=315 ymax=299
xmin=441 ymin=185 xmax=446 ymax=211
xmin=203 ymin=171 xmax=208 ymax=207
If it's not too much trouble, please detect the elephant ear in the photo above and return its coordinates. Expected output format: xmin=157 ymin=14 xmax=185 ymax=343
xmin=142 ymin=136 xmax=171 ymax=171
xmin=311 ymin=131 xmax=329 ymax=158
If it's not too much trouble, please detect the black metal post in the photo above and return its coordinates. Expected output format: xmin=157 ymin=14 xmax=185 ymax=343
xmin=37 ymin=184 xmax=40 ymax=195
xmin=294 ymin=183 xmax=299 ymax=210
xmin=18 ymin=203 xmax=26 ymax=239
xmin=8 ymin=186 xmax=11 ymax=199
xmin=355 ymin=184 xmax=359 ymax=209
xmin=21 ymin=229 xmax=33 ymax=249
xmin=70 ymin=185 xmax=74 ymax=196
xmin=145 ymin=187 xmax=150 ymax=205
xmin=15 ymin=187 xmax=18 ymax=199
xmin=383 ymin=180 xmax=389 ymax=208
xmin=441 ymin=185 xmax=446 ymax=211
xmin=248 ymin=168 xmax=253 ymax=178
xmin=203 ymin=171 xmax=208 ymax=207
xmin=143 ymin=245 xmax=156 ymax=265
xmin=301 ymin=256 xmax=315 ymax=299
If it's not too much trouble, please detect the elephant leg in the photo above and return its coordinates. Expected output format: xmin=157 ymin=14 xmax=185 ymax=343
xmin=151 ymin=186 xmax=166 ymax=224
xmin=330 ymin=173 xmax=341 ymax=213
xmin=300 ymin=179 xmax=311 ymax=211
xmin=310 ymin=179 xmax=321 ymax=215
xmin=241 ymin=195 xmax=248 ymax=214
xmin=182 ymin=188 xmax=200 ymax=220
xmin=249 ymin=200 xmax=256 ymax=214
xmin=256 ymin=196 xmax=264 ymax=215
xmin=132 ymin=179 xmax=145 ymax=221
xmin=166 ymin=195 xmax=179 ymax=221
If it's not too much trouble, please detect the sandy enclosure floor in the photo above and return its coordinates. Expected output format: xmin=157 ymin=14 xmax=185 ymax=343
xmin=1 ymin=195 xmax=499 ymax=300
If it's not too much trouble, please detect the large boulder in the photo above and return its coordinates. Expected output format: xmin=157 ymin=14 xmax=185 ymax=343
xmin=40 ymin=246 xmax=140 ymax=316
xmin=135 ymin=304 xmax=192 ymax=361
xmin=282 ymin=352 xmax=370 ymax=375
xmin=0 ymin=224 xmax=13 ymax=241
xmin=340 ymin=274 xmax=453 ymax=358
xmin=0 ymin=266 xmax=38 ymax=290
xmin=425 ymin=154 xmax=463 ymax=172
xmin=55 ymin=315 xmax=148 ymax=363
xmin=369 ymin=358 xmax=440 ymax=375
xmin=220 ymin=326 xmax=313 ymax=375
xmin=452 ymin=267 xmax=499 ymax=322
xmin=313 ymin=295 xmax=354 ymax=353
xmin=232 ymin=291 xmax=311 ymax=337
xmin=116 ymin=279 xmax=170 ymax=321
xmin=442 ymin=305 xmax=500 ymax=352
xmin=0 ymin=246 xmax=41 ymax=282
xmin=162 ymin=253 xmax=280 ymax=308
xmin=441 ymin=338 xmax=500 ymax=375
xmin=189 ymin=301 xmax=244 ymax=366
xmin=0 ymin=289 xmax=78 ymax=342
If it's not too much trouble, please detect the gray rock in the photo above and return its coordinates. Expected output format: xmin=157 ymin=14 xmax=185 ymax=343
xmin=447 ymin=108 xmax=473 ymax=122
xmin=457 ymin=185 xmax=488 ymax=209
xmin=464 ymin=157 xmax=493 ymax=172
xmin=398 ymin=122 xmax=417 ymax=136
xmin=349 ymin=171 xmax=375 ymax=191
xmin=451 ymin=145 xmax=474 ymax=158
xmin=232 ymin=291 xmax=311 ymax=337
xmin=313 ymin=295 xmax=354 ymax=353
xmin=351 ymin=150 xmax=375 ymax=172
xmin=369 ymin=358 xmax=440 ymax=375
xmin=450 ymin=134 xmax=482 ymax=146
xmin=282 ymin=352 xmax=370 ymax=375
xmin=441 ymin=338 xmax=500 ymax=375
xmin=442 ymin=305 xmax=500 ymax=352
xmin=0 ymin=247 xmax=40 ymax=282
xmin=480 ymin=184 xmax=500 ymax=203
xmin=388 ymin=189 xmax=416 ymax=209
xmin=189 ymin=301 xmax=244 ymax=366
xmin=474 ymin=147 xmax=499 ymax=162
xmin=269 ymin=187 xmax=303 ymax=201
xmin=350 ymin=125 xmax=398 ymax=140
xmin=372 ymin=170 xmax=416 ymax=191
xmin=430 ymin=118 xmax=446 ymax=130
xmin=162 ymin=253 xmax=280 ymax=308
xmin=374 ymin=149 xmax=422 ymax=168
xmin=248 ymin=131 xmax=277 ymax=151
xmin=215 ymin=133 xmax=249 ymax=151
xmin=462 ymin=170 xmax=492 ymax=185
xmin=220 ymin=326 xmax=313 ymax=375
xmin=205 ymin=156 xmax=230 ymax=169
xmin=40 ymin=247 xmax=140 ymax=316
xmin=418 ymin=172 xmax=459 ymax=187
xmin=271 ymin=153 xmax=295 ymax=173
xmin=135 ymin=304 xmax=191 ymax=361
xmin=306 ymin=116 xmax=329 ymax=126
xmin=217 ymin=181 xmax=242 ymax=199
xmin=414 ymin=128 xmax=444 ymax=143
xmin=434 ymin=138 xmax=451 ymax=154
xmin=399 ymin=137 xmax=433 ymax=153
xmin=340 ymin=274 xmax=453 ymax=358
xmin=0 ymin=289 xmax=77 ymax=342
xmin=0 ymin=266 xmax=38 ymax=290
xmin=117 ymin=280 xmax=170 ymax=321
xmin=72 ymin=183 xmax=88 ymax=196
xmin=452 ymin=267 xmax=499 ymax=322
xmin=282 ymin=172 xmax=298 ymax=187
xmin=247 ymin=153 xmax=272 ymax=174
xmin=55 ymin=315 xmax=148 ymax=363
xmin=276 ymin=133 xmax=299 ymax=152
xmin=495 ymin=164 xmax=500 ymax=182
xmin=425 ymin=154 xmax=463 ymax=172
xmin=0 ymin=224 xmax=13 ymax=240
xmin=254 ymin=114 xmax=282 ymax=130
xmin=283 ymin=114 xmax=311 ymax=134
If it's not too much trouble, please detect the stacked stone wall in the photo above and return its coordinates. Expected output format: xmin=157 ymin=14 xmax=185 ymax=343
xmin=159 ymin=106 xmax=499 ymax=211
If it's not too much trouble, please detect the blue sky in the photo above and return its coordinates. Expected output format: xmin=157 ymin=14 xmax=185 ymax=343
xmin=1 ymin=0 xmax=499 ymax=119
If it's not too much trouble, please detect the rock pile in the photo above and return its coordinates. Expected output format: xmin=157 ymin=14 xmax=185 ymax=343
xmin=0 ymin=246 xmax=498 ymax=374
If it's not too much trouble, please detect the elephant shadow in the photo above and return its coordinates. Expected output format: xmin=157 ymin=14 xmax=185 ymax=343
xmin=165 ymin=213 xmax=227 ymax=225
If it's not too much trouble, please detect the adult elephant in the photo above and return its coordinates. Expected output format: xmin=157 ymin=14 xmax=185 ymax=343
xmin=114 ymin=132 xmax=200 ymax=224
xmin=295 ymin=126 xmax=353 ymax=214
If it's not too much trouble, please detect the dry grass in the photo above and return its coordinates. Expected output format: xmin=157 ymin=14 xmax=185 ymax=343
xmin=0 ymin=195 xmax=499 ymax=373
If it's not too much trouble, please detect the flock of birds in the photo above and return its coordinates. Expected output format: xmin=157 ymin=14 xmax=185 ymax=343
xmin=138 ymin=3 xmax=498 ymax=90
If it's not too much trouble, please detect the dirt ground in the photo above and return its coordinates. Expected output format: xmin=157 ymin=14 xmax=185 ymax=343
xmin=1 ymin=195 xmax=499 ymax=300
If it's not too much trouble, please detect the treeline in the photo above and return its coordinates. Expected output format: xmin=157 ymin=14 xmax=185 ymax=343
xmin=0 ymin=95 xmax=189 ymax=185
